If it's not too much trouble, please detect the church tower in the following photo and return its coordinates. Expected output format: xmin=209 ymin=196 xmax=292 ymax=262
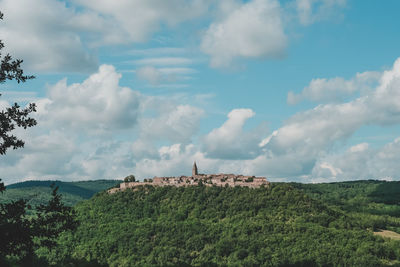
xmin=192 ymin=161 xmax=198 ymax=176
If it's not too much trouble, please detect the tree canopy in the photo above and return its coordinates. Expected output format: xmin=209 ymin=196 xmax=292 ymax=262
xmin=0 ymin=10 xmax=36 ymax=155
xmin=0 ymin=11 xmax=77 ymax=266
xmin=34 ymin=184 xmax=400 ymax=266
xmin=124 ymin=175 xmax=136 ymax=183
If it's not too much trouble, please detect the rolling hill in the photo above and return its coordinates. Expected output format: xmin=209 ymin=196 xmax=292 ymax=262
xmin=3 ymin=179 xmax=400 ymax=266
xmin=41 ymin=183 xmax=400 ymax=266
xmin=0 ymin=180 xmax=121 ymax=207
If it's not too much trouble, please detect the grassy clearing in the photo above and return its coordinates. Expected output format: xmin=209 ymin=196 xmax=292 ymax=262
xmin=374 ymin=229 xmax=400 ymax=240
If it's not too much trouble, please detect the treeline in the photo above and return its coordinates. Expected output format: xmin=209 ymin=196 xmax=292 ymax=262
xmin=41 ymin=184 xmax=400 ymax=266
xmin=0 ymin=180 xmax=121 ymax=208
xmin=289 ymin=180 xmax=400 ymax=233
xmin=0 ymin=183 xmax=78 ymax=266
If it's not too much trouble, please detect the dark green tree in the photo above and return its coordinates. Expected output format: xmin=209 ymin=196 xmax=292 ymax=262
xmin=33 ymin=185 xmax=78 ymax=250
xmin=0 ymin=11 xmax=36 ymax=155
xmin=0 ymin=11 xmax=77 ymax=265
xmin=124 ymin=175 xmax=136 ymax=183
xmin=0 ymin=184 xmax=78 ymax=264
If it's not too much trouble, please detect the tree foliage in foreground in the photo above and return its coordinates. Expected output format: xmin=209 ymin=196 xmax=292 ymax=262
xmin=0 ymin=10 xmax=36 ymax=155
xmin=0 ymin=182 xmax=78 ymax=266
xmin=0 ymin=10 xmax=78 ymax=266
xmin=46 ymin=184 xmax=400 ymax=266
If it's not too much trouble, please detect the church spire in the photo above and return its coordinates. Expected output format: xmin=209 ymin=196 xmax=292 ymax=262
xmin=192 ymin=161 xmax=198 ymax=176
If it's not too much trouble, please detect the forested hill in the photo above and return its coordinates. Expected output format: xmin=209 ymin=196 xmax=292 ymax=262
xmin=0 ymin=180 xmax=121 ymax=207
xmin=290 ymin=180 xmax=400 ymax=207
xmin=43 ymin=183 xmax=400 ymax=266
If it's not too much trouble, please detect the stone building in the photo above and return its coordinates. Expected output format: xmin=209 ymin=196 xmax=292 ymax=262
xmin=108 ymin=162 xmax=269 ymax=193
xmin=192 ymin=161 xmax=198 ymax=176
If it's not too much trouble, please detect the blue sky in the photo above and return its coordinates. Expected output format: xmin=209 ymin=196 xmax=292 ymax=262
xmin=1 ymin=0 xmax=400 ymax=184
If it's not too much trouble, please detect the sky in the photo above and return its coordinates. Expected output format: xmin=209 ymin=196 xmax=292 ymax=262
xmin=1 ymin=0 xmax=400 ymax=184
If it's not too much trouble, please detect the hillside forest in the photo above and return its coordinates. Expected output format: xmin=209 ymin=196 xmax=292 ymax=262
xmin=1 ymin=179 xmax=399 ymax=266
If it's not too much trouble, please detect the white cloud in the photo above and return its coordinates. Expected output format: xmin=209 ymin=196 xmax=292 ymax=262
xmin=134 ymin=144 xmax=240 ymax=179
xmin=131 ymin=46 xmax=196 ymax=86
xmin=0 ymin=99 xmax=10 ymax=110
xmin=134 ymin=143 xmax=199 ymax=178
xmin=0 ymin=0 xmax=350 ymax=74
xmin=136 ymin=66 xmax=195 ymax=86
xmin=133 ymin=57 xmax=193 ymax=66
xmin=349 ymin=142 xmax=369 ymax=153
xmin=0 ymin=91 xmax=39 ymax=103
xmin=311 ymin=137 xmax=400 ymax=181
xmin=316 ymin=162 xmax=343 ymax=177
xmin=203 ymin=109 xmax=266 ymax=159
xmin=0 ymin=130 xmax=82 ymax=183
xmin=38 ymin=64 xmax=141 ymax=133
xmin=136 ymin=66 xmax=162 ymax=86
xmin=4 ymin=56 xmax=400 ymax=184
xmin=158 ymin=68 xmax=196 ymax=75
xmin=201 ymin=0 xmax=287 ymax=68
xmin=79 ymin=140 xmax=136 ymax=179
xmin=288 ymin=71 xmax=381 ymax=104
xmin=296 ymin=0 xmax=347 ymax=25
xmin=131 ymin=57 xmax=400 ymax=182
xmin=258 ymin=57 xmax=400 ymax=179
xmin=130 ymin=99 xmax=205 ymax=164
xmin=0 ymin=0 xmax=208 ymax=72
xmin=0 ymin=0 xmax=98 ymax=72
xmin=138 ymin=104 xmax=204 ymax=144
xmin=128 ymin=47 xmax=186 ymax=57
xmin=131 ymin=139 xmax=159 ymax=160
xmin=0 ymin=64 xmax=205 ymax=183
xmin=72 ymin=0 xmax=209 ymax=44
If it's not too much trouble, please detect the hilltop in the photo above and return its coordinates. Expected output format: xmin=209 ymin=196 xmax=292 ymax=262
xmin=110 ymin=162 xmax=269 ymax=193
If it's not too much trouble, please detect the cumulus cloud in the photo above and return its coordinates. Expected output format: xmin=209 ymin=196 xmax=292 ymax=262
xmin=79 ymin=140 xmax=136 ymax=180
xmin=0 ymin=130 xmax=82 ymax=183
xmin=348 ymin=142 xmax=369 ymax=153
xmin=288 ymin=71 xmax=381 ymax=104
xmin=201 ymin=0 xmax=287 ymax=68
xmin=132 ymin=57 xmax=400 ymax=182
xmin=258 ymin=57 xmax=400 ymax=178
xmin=138 ymin=104 xmax=204 ymax=144
xmin=130 ymin=102 xmax=204 ymax=164
xmin=0 ymin=0 xmax=98 ymax=72
xmin=0 ymin=0 xmax=350 ymax=74
xmin=0 ymin=0 xmax=208 ymax=72
xmin=4 ymin=56 xmax=400 ymax=184
xmin=134 ymin=144 xmax=241 ymax=179
xmin=0 ymin=0 xmax=205 ymax=73
xmin=134 ymin=144 xmax=199 ymax=178
xmin=0 ymin=65 xmax=205 ymax=183
xmin=72 ymin=0 xmax=209 ymax=44
xmin=311 ymin=137 xmax=400 ymax=181
xmin=38 ymin=64 xmax=140 ymax=133
xmin=203 ymin=109 xmax=266 ymax=159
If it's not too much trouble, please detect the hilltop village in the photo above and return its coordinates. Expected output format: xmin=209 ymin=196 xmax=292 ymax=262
xmin=109 ymin=162 xmax=269 ymax=193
